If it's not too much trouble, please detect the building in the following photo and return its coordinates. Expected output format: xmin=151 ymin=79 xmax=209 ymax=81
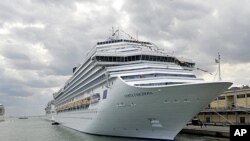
xmin=197 ymin=86 xmax=250 ymax=125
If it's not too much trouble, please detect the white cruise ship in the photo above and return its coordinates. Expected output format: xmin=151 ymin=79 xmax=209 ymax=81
xmin=0 ymin=104 xmax=4 ymax=121
xmin=50 ymin=30 xmax=232 ymax=140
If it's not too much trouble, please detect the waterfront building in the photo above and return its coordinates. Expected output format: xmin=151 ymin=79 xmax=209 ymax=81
xmin=197 ymin=86 xmax=250 ymax=124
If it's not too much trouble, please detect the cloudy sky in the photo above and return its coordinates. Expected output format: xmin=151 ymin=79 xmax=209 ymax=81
xmin=0 ymin=0 xmax=250 ymax=116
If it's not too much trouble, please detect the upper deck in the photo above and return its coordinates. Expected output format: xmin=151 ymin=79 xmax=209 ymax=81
xmin=52 ymin=29 xmax=198 ymax=101
xmin=71 ymin=29 xmax=195 ymax=75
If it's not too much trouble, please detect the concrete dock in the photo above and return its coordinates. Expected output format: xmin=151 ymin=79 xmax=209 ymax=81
xmin=181 ymin=125 xmax=229 ymax=137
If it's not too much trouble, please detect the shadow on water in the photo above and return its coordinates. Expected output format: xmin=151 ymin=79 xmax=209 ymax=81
xmin=53 ymin=123 xmax=155 ymax=141
xmin=0 ymin=118 xmax=229 ymax=141
xmin=175 ymin=133 xmax=229 ymax=141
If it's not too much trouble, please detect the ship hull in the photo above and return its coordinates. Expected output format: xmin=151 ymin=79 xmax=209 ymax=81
xmin=45 ymin=113 xmax=55 ymax=121
xmin=54 ymin=78 xmax=232 ymax=140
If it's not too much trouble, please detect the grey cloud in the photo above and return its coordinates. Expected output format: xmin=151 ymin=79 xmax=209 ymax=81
xmin=1 ymin=0 xmax=250 ymax=116
xmin=122 ymin=0 xmax=250 ymax=67
xmin=0 ymin=85 xmax=33 ymax=97
xmin=0 ymin=0 xmax=121 ymax=116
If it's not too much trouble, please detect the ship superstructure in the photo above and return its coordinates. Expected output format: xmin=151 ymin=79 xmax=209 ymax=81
xmin=50 ymin=30 xmax=232 ymax=140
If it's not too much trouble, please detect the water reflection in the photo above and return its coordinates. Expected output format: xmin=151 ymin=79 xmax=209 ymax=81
xmin=0 ymin=118 xmax=229 ymax=141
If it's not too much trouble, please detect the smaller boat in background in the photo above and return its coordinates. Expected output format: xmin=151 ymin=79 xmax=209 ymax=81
xmin=45 ymin=100 xmax=56 ymax=121
xmin=0 ymin=104 xmax=4 ymax=121
xmin=18 ymin=116 xmax=28 ymax=119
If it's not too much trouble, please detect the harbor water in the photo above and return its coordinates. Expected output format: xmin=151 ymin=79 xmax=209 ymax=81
xmin=0 ymin=118 xmax=229 ymax=141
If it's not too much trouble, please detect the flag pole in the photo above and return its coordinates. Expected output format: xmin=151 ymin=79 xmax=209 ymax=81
xmin=218 ymin=52 xmax=221 ymax=81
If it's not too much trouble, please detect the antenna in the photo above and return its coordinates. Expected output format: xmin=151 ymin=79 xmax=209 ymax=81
xmin=214 ymin=52 xmax=222 ymax=81
xmin=112 ymin=26 xmax=115 ymax=36
xmin=117 ymin=26 xmax=119 ymax=39
xmin=136 ymin=31 xmax=138 ymax=41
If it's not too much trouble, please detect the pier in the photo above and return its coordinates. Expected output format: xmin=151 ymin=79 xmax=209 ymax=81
xmin=181 ymin=125 xmax=229 ymax=137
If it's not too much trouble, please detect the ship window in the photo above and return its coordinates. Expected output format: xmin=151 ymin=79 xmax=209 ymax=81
xmin=159 ymin=56 xmax=163 ymax=61
xmin=156 ymin=56 xmax=160 ymax=61
xmin=141 ymin=55 xmax=146 ymax=60
xmin=132 ymin=56 xmax=136 ymax=61
xmin=149 ymin=56 xmax=153 ymax=61
xmin=136 ymin=55 xmax=140 ymax=60
xmin=105 ymin=57 xmax=108 ymax=61
xmin=145 ymin=74 xmax=154 ymax=77
xmin=171 ymin=57 xmax=175 ymax=62
xmin=134 ymin=82 xmax=183 ymax=86
xmin=128 ymin=56 xmax=132 ymax=61
xmin=102 ymin=57 xmax=106 ymax=61
xmin=95 ymin=55 xmax=192 ymax=66
xmin=121 ymin=73 xmax=196 ymax=80
xmin=168 ymin=57 xmax=173 ymax=62
xmin=167 ymin=57 xmax=171 ymax=62
xmin=103 ymin=90 xmax=108 ymax=99
xmin=117 ymin=57 xmax=122 ymax=62
xmin=98 ymin=56 xmax=102 ymax=61
xmin=96 ymin=56 xmax=99 ymax=61
xmin=153 ymin=56 xmax=157 ymax=61
xmin=108 ymin=57 xmax=112 ymax=62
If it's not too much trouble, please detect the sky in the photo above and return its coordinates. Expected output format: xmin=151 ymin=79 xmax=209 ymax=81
xmin=0 ymin=0 xmax=250 ymax=116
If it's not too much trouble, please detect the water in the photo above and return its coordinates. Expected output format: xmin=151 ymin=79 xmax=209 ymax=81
xmin=0 ymin=118 xmax=229 ymax=141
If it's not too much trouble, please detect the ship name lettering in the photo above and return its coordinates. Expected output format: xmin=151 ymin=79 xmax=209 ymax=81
xmin=124 ymin=92 xmax=153 ymax=98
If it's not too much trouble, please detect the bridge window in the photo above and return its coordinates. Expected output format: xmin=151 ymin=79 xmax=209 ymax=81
xmin=95 ymin=55 xmax=194 ymax=68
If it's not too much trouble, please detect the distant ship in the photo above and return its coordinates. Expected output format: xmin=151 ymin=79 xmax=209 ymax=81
xmin=0 ymin=104 xmax=4 ymax=121
xmin=45 ymin=100 xmax=55 ymax=121
xmin=47 ymin=29 xmax=232 ymax=140
xmin=18 ymin=116 xmax=28 ymax=119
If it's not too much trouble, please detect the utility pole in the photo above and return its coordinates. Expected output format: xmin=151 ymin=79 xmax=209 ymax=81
xmin=215 ymin=52 xmax=221 ymax=81
xmin=136 ymin=31 xmax=138 ymax=41
xmin=218 ymin=53 xmax=221 ymax=81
